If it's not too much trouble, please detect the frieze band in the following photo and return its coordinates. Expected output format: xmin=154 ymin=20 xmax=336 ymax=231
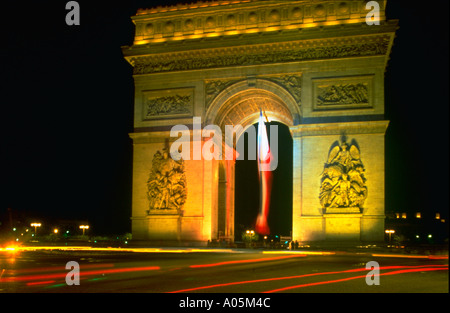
xmin=130 ymin=35 xmax=391 ymax=75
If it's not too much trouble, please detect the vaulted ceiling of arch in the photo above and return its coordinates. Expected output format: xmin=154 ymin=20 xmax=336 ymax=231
xmin=216 ymin=90 xmax=293 ymax=131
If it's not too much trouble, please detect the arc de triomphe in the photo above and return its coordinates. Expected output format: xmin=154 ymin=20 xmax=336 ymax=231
xmin=122 ymin=0 xmax=397 ymax=244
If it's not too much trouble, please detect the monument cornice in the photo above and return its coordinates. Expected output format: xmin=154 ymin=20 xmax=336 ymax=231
xmin=129 ymin=131 xmax=172 ymax=144
xmin=130 ymin=0 xmax=389 ymax=46
xmin=125 ymin=32 xmax=394 ymax=75
xmin=290 ymin=120 xmax=390 ymax=137
xmin=124 ymin=20 xmax=398 ymax=54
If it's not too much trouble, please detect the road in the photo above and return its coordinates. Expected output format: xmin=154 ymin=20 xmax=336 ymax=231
xmin=0 ymin=246 xmax=447 ymax=295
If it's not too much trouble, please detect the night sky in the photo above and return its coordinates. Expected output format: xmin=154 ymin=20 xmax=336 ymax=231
xmin=1 ymin=1 xmax=448 ymax=235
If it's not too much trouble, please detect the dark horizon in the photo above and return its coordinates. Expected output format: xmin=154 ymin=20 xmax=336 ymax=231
xmin=1 ymin=0 xmax=448 ymax=236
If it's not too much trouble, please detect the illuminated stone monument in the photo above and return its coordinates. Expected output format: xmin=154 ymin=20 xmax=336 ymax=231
xmin=123 ymin=0 xmax=397 ymax=243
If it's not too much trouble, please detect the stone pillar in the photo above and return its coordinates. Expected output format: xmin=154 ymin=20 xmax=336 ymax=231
xmin=291 ymin=121 xmax=389 ymax=242
xmin=218 ymin=158 xmax=236 ymax=242
xmin=292 ymin=131 xmax=326 ymax=242
xmin=129 ymin=132 xmax=218 ymax=243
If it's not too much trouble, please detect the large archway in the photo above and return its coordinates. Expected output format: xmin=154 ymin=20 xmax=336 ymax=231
xmin=207 ymin=79 xmax=298 ymax=243
xmin=125 ymin=0 xmax=394 ymax=244
xmin=234 ymin=121 xmax=293 ymax=242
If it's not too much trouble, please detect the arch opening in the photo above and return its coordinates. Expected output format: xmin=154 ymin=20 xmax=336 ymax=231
xmin=205 ymin=79 xmax=299 ymax=134
xmin=209 ymin=80 xmax=298 ymax=244
xmin=234 ymin=121 xmax=293 ymax=242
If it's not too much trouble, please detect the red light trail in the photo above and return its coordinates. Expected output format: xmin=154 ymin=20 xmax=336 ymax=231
xmin=26 ymin=280 xmax=57 ymax=286
xmin=169 ymin=264 xmax=448 ymax=293
xmin=1 ymin=265 xmax=160 ymax=284
xmin=189 ymin=254 xmax=306 ymax=268
xmin=265 ymin=266 xmax=448 ymax=293
xmin=8 ymin=263 xmax=115 ymax=274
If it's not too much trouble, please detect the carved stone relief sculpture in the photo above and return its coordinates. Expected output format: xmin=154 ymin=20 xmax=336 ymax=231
xmin=267 ymin=75 xmax=302 ymax=105
xmin=147 ymin=146 xmax=187 ymax=213
xmin=146 ymin=94 xmax=191 ymax=117
xmin=142 ymin=88 xmax=194 ymax=120
xmin=205 ymin=79 xmax=240 ymax=109
xmin=317 ymin=83 xmax=369 ymax=106
xmin=320 ymin=138 xmax=367 ymax=213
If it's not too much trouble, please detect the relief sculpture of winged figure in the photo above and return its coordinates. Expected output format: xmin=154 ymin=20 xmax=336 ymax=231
xmin=320 ymin=139 xmax=367 ymax=211
xmin=147 ymin=147 xmax=187 ymax=213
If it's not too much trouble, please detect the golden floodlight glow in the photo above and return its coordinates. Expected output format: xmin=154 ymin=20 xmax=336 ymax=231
xmin=31 ymin=223 xmax=41 ymax=235
xmin=134 ymin=40 xmax=150 ymax=45
xmin=205 ymin=32 xmax=221 ymax=38
xmin=345 ymin=18 xmax=366 ymax=24
xmin=80 ymin=225 xmax=89 ymax=235
xmin=224 ymin=30 xmax=240 ymax=36
xmin=132 ymin=16 xmax=369 ymax=46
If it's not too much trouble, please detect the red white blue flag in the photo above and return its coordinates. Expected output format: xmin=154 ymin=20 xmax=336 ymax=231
xmin=255 ymin=110 xmax=273 ymax=235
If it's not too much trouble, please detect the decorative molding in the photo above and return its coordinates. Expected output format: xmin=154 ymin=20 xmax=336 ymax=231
xmin=290 ymin=120 xmax=389 ymax=137
xmin=205 ymin=78 xmax=241 ymax=110
xmin=129 ymin=131 xmax=172 ymax=144
xmin=131 ymin=0 xmax=388 ymax=45
xmin=204 ymin=74 xmax=301 ymax=110
xmin=266 ymin=75 xmax=302 ymax=105
xmin=129 ymin=35 xmax=391 ymax=75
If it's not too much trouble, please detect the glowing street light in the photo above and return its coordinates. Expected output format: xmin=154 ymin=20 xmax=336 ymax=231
xmin=79 ymin=225 xmax=89 ymax=236
xmin=385 ymin=229 xmax=395 ymax=245
xmin=30 ymin=223 xmax=41 ymax=235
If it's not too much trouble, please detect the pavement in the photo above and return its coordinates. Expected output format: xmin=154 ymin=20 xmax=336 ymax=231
xmin=1 ymin=241 xmax=447 ymax=295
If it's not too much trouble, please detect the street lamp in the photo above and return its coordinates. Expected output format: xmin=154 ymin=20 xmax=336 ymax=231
xmin=79 ymin=225 xmax=89 ymax=236
xmin=385 ymin=229 xmax=395 ymax=245
xmin=30 ymin=223 xmax=41 ymax=236
xmin=245 ymin=230 xmax=255 ymax=247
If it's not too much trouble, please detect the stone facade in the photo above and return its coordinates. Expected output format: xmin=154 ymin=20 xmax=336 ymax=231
xmin=122 ymin=0 xmax=398 ymax=243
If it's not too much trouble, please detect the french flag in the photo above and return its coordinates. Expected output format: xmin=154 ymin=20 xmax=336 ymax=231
xmin=255 ymin=110 xmax=273 ymax=235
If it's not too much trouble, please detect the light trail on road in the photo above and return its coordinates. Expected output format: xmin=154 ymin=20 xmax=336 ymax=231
xmin=264 ymin=266 xmax=449 ymax=293
xmin=189 ymin=254 xmax=306 ymax=268
xmin=1 ymin=247 xmax=447 ymax=293
xmin=168 ymin=264 xmax=448 ymax=293
xmin=1 ymin=265 xmax=160 ymax=284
